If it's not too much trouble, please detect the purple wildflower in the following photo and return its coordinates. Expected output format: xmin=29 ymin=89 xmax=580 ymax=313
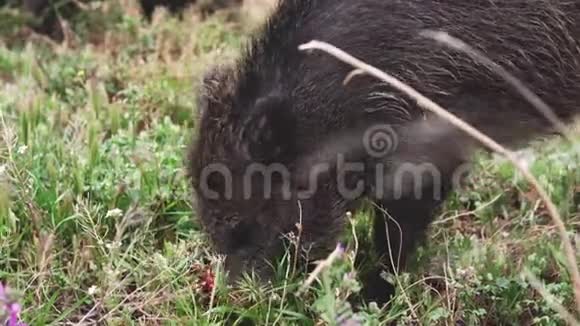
xmin=339 ymin=318 xmax=363 ymax=326
xmin=0 ymin=283 xmax=27 ymax=326
xmin=336 ymin=242 xmax=346 ymax=255
xmin=0 ymin=283 xmax=5 ymax=301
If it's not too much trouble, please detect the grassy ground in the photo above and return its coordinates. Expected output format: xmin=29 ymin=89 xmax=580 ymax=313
xmin=0 ymin=2 xmax=579 ymax=325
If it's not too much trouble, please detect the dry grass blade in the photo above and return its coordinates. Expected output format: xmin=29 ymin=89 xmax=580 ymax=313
xmin=298 ymin=39 xmax=580 ymax=316
xmin=373 ymin=203 xmax=418 ymax=319
xmin=420 ymin=30 xmax=576 ymax=142
xmin=297 ymin=243 xmax=345 ymax=294
xmin=291 ymin=200 xmax=304 ymax=277
xmin=523 ymin=269 xmax=580 ymax=326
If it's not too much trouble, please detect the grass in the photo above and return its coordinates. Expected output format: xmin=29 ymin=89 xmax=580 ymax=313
xmin=0 ymin=2 xmax=579 ymax=325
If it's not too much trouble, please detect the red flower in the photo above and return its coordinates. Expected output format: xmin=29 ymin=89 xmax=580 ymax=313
xmin=198 ymin=268 xmax=215 ymax=294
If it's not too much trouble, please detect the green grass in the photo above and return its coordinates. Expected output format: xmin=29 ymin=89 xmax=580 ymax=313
xmin=0 ymin=3 xmax=579 ymax=325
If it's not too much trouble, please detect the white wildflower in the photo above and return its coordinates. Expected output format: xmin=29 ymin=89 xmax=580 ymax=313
xmin=88 ymin=285 xmax=99 ymax=295
xmin=105 ymin=241 xmax=121 ymax=250
xmin=105 ymin=208 xmax=123 ymax=219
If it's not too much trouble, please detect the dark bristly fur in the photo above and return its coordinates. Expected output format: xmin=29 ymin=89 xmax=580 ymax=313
xmin=188 ymin=0 xmax=580 ymax=305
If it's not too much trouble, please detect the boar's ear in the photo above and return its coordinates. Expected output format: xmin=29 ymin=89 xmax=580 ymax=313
xmin=239 ymin=95 xmax=296 ymax=163
xmin=197 ymin=64 xmax=236 ymax=118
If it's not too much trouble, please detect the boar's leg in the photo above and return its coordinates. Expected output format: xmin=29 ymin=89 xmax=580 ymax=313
xmin=363 ymin=180 xmax=453 ymax=305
